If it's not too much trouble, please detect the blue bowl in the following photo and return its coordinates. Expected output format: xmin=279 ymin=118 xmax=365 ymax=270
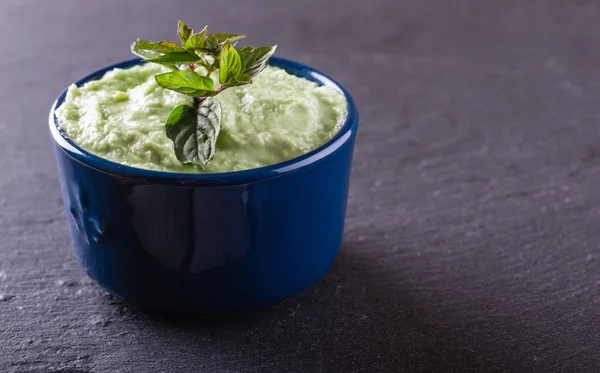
xmin=49 ymin=57 xmax=359 ymax=313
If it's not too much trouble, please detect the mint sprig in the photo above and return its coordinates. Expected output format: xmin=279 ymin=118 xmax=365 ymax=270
xmin=131 ymin=21 xmax=276 ymax=167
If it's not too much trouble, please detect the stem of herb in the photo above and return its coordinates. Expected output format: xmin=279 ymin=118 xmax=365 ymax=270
xmin=193 ymin=96 xmax=205 ymax=106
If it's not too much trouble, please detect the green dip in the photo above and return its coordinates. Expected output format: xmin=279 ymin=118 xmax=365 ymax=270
xmin=56 ymin=63 xmax=347 ymax=172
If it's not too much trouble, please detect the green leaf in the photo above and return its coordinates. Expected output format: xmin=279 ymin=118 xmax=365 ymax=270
xmin=237 ymin=45 xmax=277 ymax=80
xmin=131 ymin=39 xmax=182 ymax=59
xmin=210 ymin=33 xmax=246 ymax=43
xmin=224 ymin=74 xmax=252 ymax=87
xmin=155 ymin=70 xmax=214 ymax=96
xmin=219 ymin=40 xmax=241 ymax=84
xmin=147 ymin=51 xmax=202 ymax=64
xmin=165 ymin=99 xmax=222 ymax=165
xmin=157 ymin=40 xmax=182 ymax=50
xmin=178 ymin=20 xmax=192 ymax=45
xmin=184 ymin=26 xmax=209 ymax=49
xmin=131 ymin=43 xmax=160 ymax=60
xmin=201 ymin=34 xmax=221 ymax=53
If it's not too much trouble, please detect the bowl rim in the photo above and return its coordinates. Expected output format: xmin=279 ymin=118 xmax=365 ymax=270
xmin=49 ymin=57 xmax=358 ymax=186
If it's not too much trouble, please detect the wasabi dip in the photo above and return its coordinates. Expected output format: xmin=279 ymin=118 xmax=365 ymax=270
xmin=55 ymin=63 xmax=347 ymax=172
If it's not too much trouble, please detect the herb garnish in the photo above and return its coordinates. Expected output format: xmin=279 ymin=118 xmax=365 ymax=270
xmin=131 ymin=21 xmax=276 ymax=166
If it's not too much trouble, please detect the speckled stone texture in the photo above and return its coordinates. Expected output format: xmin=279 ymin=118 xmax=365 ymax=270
xmin=1 ymin=1 xmax=600 ymax=372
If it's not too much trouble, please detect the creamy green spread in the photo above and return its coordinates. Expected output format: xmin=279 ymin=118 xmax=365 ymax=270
xmin=55 ymin=63 xmax=347 ymax=172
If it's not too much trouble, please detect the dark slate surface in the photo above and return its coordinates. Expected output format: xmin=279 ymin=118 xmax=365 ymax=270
xmin=1 ymin=0 xmax=600 ymax=372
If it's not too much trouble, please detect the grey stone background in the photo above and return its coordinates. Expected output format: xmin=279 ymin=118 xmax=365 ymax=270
xmin=1 ymin=0 xmax=600 ymax=372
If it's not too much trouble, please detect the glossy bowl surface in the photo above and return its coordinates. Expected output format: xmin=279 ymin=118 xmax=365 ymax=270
xmin=50 ymin=57 xmax=358 ymax=313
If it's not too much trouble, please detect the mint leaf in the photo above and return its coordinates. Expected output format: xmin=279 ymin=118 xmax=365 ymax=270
xmin=201 ymin=34 xmax=221 ymax=53
xmin=200 ymin=33 xmax=244 ymax=53
xmin=157 ymin=40 xmax=182 ymax=50
xmin=210 ymin=33 xmax=246 ymax=43
xmin=147 ymin=51 xmax=202 ymax=64
xmin=184 ymin=26 xmax=209 ymax=49
xmin=131 ymin=40 xmax=182 ymax=59
xmin=155 ymin=70 xmax=214 ymax=96
xmin=237 ymin=45 xmax=277 ymax=80
xmin=131 ymin=43 xmax=160 ymax=60
xmin=177 ymin=21 xmax=192 ymax=45
xmin=219 ymin=40 xmax=241 ymax=84
xmin=165 ymin=98 xmax=222 ymax=165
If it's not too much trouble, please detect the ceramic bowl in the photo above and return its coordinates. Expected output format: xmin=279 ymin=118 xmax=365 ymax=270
xmin=49 ymin=57 xmax=358 ymax=313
